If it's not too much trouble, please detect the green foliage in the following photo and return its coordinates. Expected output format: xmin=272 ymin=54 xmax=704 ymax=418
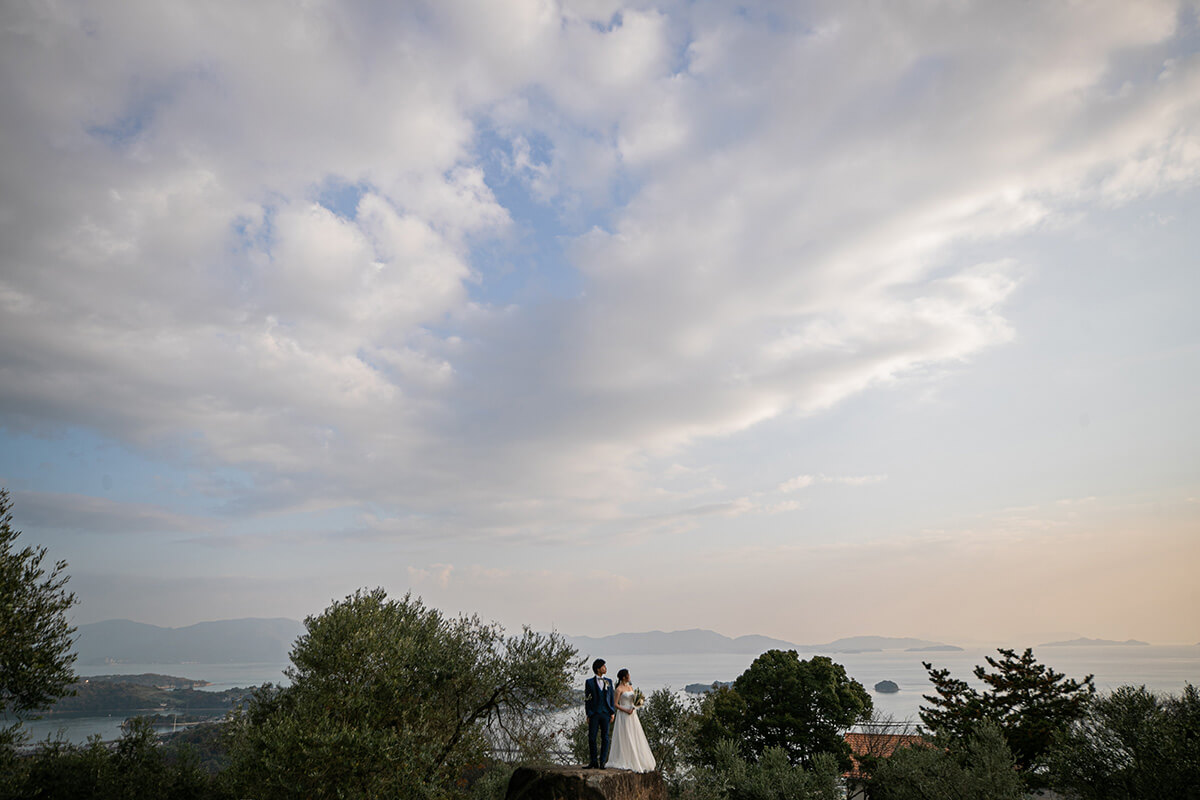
xmin=0 ymin=719 xmax=230 ymax=800
xmin=1047 ymin=683 xmax=1200 ymax=799
xmin=0 ymin=488 xmax=78 ymax=748
xmin=733 ymin=650 xmax=872 ymax=770
xmin=640 ymin=687 xmax=692 ymax=784
xmin=920 ymin=647 xmax=1094 ymax=781
xmin=691 ymin=684 xmax=748 ymax=767
xmin=224 ymin=588 xmax=581 ymax=800
xmin=869 ymin=718 xmax=1024 ymax=800
xmin=568 ymin=709 xmax=591 ymax=765
xmin=692 ymin=739 xmax=842 ymax=800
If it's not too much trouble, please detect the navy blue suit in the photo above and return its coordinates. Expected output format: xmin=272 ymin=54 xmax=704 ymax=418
xmin=585 ymin=674 xmax=615 ymax=767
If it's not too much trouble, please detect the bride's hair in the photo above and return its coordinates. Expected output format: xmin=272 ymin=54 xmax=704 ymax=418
xmin=617 ymin=668 xmax=630 ymax=683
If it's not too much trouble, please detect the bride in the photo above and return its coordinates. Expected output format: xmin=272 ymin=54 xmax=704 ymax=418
xmin=606 ymin=669 xmax=656 ymax=773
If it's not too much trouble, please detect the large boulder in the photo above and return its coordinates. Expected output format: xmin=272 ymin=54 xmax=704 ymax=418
xmin=505 ymin=765 xmax=666 ymax=800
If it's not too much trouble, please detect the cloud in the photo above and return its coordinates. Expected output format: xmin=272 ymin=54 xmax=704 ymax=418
xmin=778 ymin=474 xmax=886 ymax=492
xmin=408 ymin=563 xmax=454 ymax=590
xmin=10 ymin=490 xmax=215 ymax=535
xmin=1 ymin=0 xmax=1197 ymax=547
xmin=779 ymin=475 xmax=815 ymax=493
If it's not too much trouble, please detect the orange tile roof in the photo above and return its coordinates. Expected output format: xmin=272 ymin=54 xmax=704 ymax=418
xmin=843 ymin=732 xmax=926 ymax=779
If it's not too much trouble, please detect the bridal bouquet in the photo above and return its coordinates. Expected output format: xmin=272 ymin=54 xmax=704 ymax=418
xmin=633 ymin=688 xmax=646 ymax=707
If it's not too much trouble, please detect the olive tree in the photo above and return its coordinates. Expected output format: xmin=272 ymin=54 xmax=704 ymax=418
xmin=225 ymin=588 xmax=581 ymax=800
xmin=0 ymin=488 xmax=77 ymax=749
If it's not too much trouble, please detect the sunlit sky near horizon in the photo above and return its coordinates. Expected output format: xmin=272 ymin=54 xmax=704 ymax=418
xmin=2 ymin=1 xmax=1198 ymax=647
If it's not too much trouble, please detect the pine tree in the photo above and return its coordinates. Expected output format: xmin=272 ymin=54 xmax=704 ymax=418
xmin=920 ymin=647 xmax=1095 ymax=784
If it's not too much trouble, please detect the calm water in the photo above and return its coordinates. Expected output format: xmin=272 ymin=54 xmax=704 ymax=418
xmin=20 ymin=662 xmax=290 ymax=745
xmin=19 ymin=646 xmax=1199 ymax=743
xmin=607 ymin=645 xmax=1200 ymax=723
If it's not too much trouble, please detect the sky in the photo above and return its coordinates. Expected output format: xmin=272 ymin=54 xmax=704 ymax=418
xmin=1 ymin=0 xmax=1198 ymax=647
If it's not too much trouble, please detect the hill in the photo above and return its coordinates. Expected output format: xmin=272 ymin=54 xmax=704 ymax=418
xmin=75 ymin=618 xmax=305 ymax=665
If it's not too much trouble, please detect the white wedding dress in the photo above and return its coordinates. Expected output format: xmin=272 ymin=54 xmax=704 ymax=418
xmin=607 ymin=690 xmax=656 ymax=773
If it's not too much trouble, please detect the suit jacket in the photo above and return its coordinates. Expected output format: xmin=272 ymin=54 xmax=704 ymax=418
xmin=585 ymin=675 xmax=615 ymax=718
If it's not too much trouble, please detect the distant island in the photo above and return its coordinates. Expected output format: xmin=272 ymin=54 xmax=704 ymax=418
xmin=1039 ymin=637 xmax=1149 ymax=647
xmin=874 ymin=680 xmax=899 ymax=693
xmin=815 ymin=636 xmax=953 ymax=652
xmin=565 ymin=629 xmax=796 ymax=656
xmin=905 ymin=644 xmax=964 ymax=652
xmin=566 ymin=630 xmax=958 ymax=656
xmin=685 ymin=681 xmax=733 ymax=694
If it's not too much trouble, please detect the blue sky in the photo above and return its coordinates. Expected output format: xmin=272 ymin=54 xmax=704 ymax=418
xmin=1 ymin=0 xmax=1197 ymax=645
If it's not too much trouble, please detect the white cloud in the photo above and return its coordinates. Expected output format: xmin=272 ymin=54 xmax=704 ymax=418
xmin=1 ymin=0 xmax=1198 ymax=552
xmin=779 ymin=475 xmax=815 ymax=493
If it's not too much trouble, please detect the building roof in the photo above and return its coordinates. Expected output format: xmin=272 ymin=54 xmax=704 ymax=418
xmin=843 ymin=732 xmax=926 ymax=779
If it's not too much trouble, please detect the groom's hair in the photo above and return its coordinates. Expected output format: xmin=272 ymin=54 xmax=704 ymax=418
xmin=592 ymin=658 xmax=606 ymax=674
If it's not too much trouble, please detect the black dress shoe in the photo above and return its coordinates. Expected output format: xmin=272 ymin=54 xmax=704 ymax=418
xmin=585 ymin=763 xmax=598 ymax=769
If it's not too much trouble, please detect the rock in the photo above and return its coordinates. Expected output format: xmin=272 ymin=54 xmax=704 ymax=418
xmin=506 ymin=765 xmax=666 ymax=800
xmin=874 ymin=680 xmax=900 ymax=693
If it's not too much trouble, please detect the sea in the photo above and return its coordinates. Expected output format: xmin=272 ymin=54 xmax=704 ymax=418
xmin=19 ymin=645 xmax=1199 ymax=744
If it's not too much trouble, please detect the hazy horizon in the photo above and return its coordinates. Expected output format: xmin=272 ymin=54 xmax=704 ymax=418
xmin=2 ymin=1 xmax=1198 ymax=645
xmin=73 ymin=615 xmax=1193 ymax=650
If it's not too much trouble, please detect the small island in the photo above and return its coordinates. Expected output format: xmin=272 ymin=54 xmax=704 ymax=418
xmin=874 ymin=680 xmax=899 ymax=694
xmin=905 ymin=645 xmax=964 ymax=652
xmin=685 ymin=681 xmax=733 ymax=694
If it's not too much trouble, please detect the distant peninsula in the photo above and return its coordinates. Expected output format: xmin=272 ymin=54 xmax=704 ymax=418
xmin=42 ymin=674 xmax=251 ymax=715
xmin=1039 ymin=637 xmax=1149 ymax=647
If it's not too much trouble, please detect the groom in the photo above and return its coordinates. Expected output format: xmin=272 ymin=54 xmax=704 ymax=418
xmin=584 ymin=658 xmax=615 ymax=768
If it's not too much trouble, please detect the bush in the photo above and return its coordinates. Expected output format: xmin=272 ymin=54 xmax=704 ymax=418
xmin=869 ymin=718 xmax=1023 ymax=800
xmin=1047 ymin=683 xmax=1200 ymax=799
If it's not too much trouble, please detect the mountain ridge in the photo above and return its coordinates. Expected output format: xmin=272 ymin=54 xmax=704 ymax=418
xmin=75 ymin=617 xmax=305 ymax=665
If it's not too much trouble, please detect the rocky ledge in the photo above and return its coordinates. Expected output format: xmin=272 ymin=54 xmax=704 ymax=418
xmin=506 ymin=765 xmax=666 ymax=800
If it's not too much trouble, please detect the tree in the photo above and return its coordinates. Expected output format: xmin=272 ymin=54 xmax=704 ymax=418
xmin=691 ymin=683 xmax=749 ymax=768
xmin=920 ymin=647 xmax=1094 ymax=783
xmin=0 ymin=488 xmax=77 ymax=748
xmin=639 ymin=687 xmax=693 ymax=785
xmin=224 ymin=588 xmax=581 ymax=800
xmin=735 ymin=651 xmax=872 ymax=770
xmin=693 ymin=650 xmax=871 ymax=771
xmin=1047 ymin=683 xmax=1200 ymax=799
xmin=870 ymin=718 xmax=1024 ymax=800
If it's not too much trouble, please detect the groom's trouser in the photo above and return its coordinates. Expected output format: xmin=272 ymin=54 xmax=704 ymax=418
xmin=588 ymin=713 xmax=611 ymax=766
